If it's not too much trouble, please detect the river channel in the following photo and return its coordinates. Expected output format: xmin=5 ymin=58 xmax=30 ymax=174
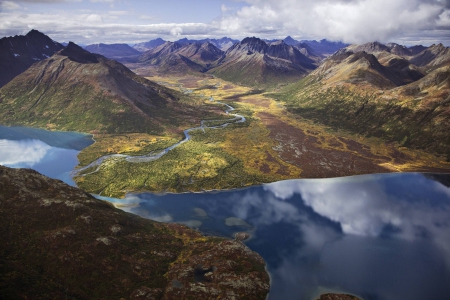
xmin=74 ymin=99 xmax=245 ymax=176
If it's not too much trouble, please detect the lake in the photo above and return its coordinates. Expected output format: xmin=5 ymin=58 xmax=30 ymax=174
xmin=1 ymin=126 xmax=449 ymax=300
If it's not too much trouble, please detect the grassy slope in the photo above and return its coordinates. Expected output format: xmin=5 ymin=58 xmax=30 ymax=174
xmin=268 ymin=65 xmax=450 ymax=158
xmin=0 ymin=47 xmax=215 ymax=136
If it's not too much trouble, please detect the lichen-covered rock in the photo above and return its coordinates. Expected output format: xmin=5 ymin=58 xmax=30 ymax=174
xmin=0 ymin=165 xmax=269 ymax=299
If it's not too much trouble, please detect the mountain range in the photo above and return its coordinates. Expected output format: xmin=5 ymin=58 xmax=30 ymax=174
xmin=130 ymin=37 xmax=318 ymax=87
xmin=83 ymin=43 xmax=140 ymax=59
xmin=0 ymin=29 xmax=448 ymax=156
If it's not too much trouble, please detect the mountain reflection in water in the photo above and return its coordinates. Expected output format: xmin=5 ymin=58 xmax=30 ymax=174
xmin=108 ymin=173 xmax=450 ymax=300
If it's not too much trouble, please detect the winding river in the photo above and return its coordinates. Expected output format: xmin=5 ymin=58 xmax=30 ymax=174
xmin=74 ymin=99 xmax=246 ymax=175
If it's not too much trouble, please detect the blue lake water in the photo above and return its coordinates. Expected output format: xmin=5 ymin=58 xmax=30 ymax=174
xmin=0 ymin=126 xmax=93 ymax=185
xmin=1 ymin=126 xmax=450 ymax=300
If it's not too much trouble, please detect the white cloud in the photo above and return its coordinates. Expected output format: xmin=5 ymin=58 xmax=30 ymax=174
xmin=0 ymin=0 xmax=448 ymax=45
xmin=217 ymin=0 xmax=450 ymax=44
xmin=170 ymin=26 xmax=183 ymax=36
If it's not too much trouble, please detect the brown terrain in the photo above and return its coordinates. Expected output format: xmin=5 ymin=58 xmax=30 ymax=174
xmin=0 ymin=165 xmax=269 ymax=299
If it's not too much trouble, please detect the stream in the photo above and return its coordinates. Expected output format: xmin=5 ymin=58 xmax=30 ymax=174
xmin=73 ymin=99 xmax=246 ymax=176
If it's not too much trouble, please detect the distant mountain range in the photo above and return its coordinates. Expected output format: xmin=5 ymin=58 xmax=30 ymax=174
xmin=131 ymin=37 xmax=319 ymax=87
xmin=134 ymin=37 xmax=239 ymax=52
xmin=83 ymin=43 xmax=140 ymax=59
xmin=0 ymin=29 xmax=64 ymax=88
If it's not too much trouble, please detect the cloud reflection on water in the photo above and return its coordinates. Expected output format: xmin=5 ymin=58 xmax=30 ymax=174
xmin=264 ymin=175 xmax=450 ymax=241
xmin=107 ymin=173 xmax=450 ymax=300
xmin=0 ymin=139 xmax=51 ymax=167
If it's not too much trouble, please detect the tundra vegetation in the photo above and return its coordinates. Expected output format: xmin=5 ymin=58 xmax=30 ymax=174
xmin=74 ymin=75 xmax=450 ymax=197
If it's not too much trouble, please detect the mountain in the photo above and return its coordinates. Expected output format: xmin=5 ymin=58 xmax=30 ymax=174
xmin=0 ymin=29 xmax=64 ymax=88
xmin=0 ymin=165 xmax=269 ymax=299
xmin=409 ymin=43 xmax=450 ymax=72
xmin=342 ymin=42 xmax=450 ymax=73
xmin=283 ymin=36 xmax=300 ymax=46
xmin=177 ymin=41 xmax=224 ymax=65
xmin=133 ymin=38 xmax=166 ymax=52
xmin=137 ymin=41 xmax=224 ymax=74
xmin=312 ymin=49 xmax=423 ymax=88
xmin=84 ymin=43 xmax=140 ymax=58
xmin=175 ymin=37 xmax=239 ymax=51
xmin=270 ymin=41 xmax=450 ymax=156
xmin=209 ymin=37 xmax=316 ymax=87
xmin=0 ymin=42 xmax=209 ymax=134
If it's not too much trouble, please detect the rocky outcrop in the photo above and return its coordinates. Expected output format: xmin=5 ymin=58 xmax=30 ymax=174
xmin=0 ymin=165 xmax=269 ymax=299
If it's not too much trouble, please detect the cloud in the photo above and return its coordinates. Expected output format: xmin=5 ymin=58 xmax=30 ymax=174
xmin=217 ymin=0 xmax=450 ymax=44
xmin=0 ymin=139 xmax=51 ymax=166
xmin=170 ymin=26 xmax=183 ymax=36
xmin=0 ymin=1 xmax=21 ymax=10
xmin=0 ymin=0 xmax=448 ymax=45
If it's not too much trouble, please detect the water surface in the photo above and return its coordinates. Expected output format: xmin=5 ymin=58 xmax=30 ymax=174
xmin=0 ymin=126 xmax=93 ymax=185
xmin=104 ymin=173 xmax=450 ymax=300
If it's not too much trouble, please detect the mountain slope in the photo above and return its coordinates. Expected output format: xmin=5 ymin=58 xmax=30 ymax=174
xmin=209 ymin=37 xmax=316 ymax=87
xmin=0 ymin=165 xmax=269 ymax=299
xmin=409 ymin=43 xmax=450 ymax=72
xmin=0 ymin=29 xmax=64 ymax=88
xmin=0 ymin=42 xmax=209 ymax=134
xmin=300 ymin=49 xmax=423 ymax=89
xmin=270 ymin=43 xmax=450 ymax=156
xmin=84 ymin=43 xmax=140 ymax=58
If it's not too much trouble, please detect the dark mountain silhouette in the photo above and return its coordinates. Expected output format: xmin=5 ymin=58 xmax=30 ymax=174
xmin=0 ymin=29 xmax=64 ymax=88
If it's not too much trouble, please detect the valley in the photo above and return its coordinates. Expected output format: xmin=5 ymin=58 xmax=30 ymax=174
xmin=1 ymin=32 xmax=449 ymax=198
xmin=73 ymin=74 xmax=450 ymax=197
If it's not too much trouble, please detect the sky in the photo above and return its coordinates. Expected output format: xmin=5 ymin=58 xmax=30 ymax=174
xmin=0 ymin=0 xmax=449 ymax=46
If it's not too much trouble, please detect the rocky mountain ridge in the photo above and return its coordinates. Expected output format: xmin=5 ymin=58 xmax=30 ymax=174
xmin=0 ymin=29 xmax=64 ymax=88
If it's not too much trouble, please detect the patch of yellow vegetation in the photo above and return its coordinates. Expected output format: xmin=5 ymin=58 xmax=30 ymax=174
xmin=77 ymin=133 xmax=178 ymax=166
